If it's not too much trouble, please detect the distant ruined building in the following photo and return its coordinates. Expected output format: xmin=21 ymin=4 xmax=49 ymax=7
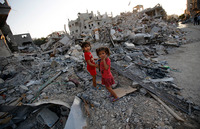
xmin=186 ymin=0 xmax=200 ymax=16
xmin=139 ymin=4 xmax=167 ymax=20
xmin=68 ymin=11 xmax=113 ymax=39
xmin=0 ymin=0 xmax=35 ymax=56
xmin=68 ymin=5 xmax=167 ymax=41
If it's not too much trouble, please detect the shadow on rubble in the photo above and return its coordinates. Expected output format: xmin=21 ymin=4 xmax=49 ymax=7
xmin=0 ymin=101 xmax=71 ymax=129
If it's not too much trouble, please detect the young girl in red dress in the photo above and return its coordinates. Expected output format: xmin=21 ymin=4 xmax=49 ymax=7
xmin=81 ymin=42 xmax=100 ymax=89
xmin=96 ymin=47 xmax=119 ymax=102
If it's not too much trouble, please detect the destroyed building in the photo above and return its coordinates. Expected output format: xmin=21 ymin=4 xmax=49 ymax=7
xmin=14 ymin=33 xmax=33 ymax=47
xmin=133 ymin=5 xmax=144 ymax=13
xmin=13 ymin=33 xmax=35 ymax=53
xmin=67 ymin=4 xmax=167 ymax=44
xmin=0 ymin=2 xmax=200 ymax=129
xmin=139 ymin=4 xmax=167 ymax=19
xmin=186 ymin=0 xmax=200 ymax=16
xmin=68 ymin=11 xmax=113 ymax=40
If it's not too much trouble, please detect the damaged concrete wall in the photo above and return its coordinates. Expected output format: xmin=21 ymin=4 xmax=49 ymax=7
xmin=0 ymin=0 xmax=10 ymax=27
xmin=68 ymin=11 xmax=112 ymax=39
xmin=133 ymin=5 xmax=144 ymax=13
xmin=0 ymin=0 xmax=18 ymax=52
xmin=139 ymin=4 xmax=167 ymax=19
xmin=14 ymin=33 xmax=33 ymax=47
xmin=0 ymin=30 xmax=11 ymax=57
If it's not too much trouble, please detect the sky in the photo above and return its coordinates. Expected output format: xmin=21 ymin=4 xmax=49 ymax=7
xmin=3 ymin=0 xmax=186 ymax=38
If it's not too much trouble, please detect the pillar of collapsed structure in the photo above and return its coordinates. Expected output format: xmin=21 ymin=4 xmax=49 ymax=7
xmin=0 ymin=30 xmax=12 ymax=57
xmin=0 ymin=0 xmax=18 ymax=52
xmin=0 ymin=23 xmax=18 ymax=52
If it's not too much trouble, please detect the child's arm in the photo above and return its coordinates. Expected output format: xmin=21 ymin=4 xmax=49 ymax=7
xmin=97 ymin=63 xmax=100 ymax=68
xmin=103 ymin=57 xmax=109 ymax=70
xmin=87 ymin=60 xmax=98 ymax=67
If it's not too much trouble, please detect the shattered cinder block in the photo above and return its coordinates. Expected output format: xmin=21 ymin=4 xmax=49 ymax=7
xmin=124 ymin=42 xmax=135 ymax=49
xmin=124 ymin=55 xmax=132 ymax=62
xmin=36 ymin=108 xmax=59 ymax=128
xmin=0 ymin=78 xmax=4 ymax=84
xmin=26 ymin=94 xmax=34 ymax=101
xmin=132 ymin=81 xmax=140 ymax=88
xmin=58 ymin=36 xmax=71 ymax=45
xmin=19 ymin=85 xmax=29 ymax=93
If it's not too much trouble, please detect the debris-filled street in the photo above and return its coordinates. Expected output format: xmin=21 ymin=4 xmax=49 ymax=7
xmin=1 ymin=0 xmax=200 ymax=129
xmin=159 ymin=23 xmax=200 ymax=106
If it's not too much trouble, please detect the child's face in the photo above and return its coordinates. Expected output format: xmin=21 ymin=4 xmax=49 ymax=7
xmin=98 ymin=50 xmax=107 ymax=59
xmin=83 ymin=44 xmax=90 ymax=52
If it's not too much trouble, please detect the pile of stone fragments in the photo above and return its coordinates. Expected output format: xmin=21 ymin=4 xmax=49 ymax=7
xmin=0 ymin=11 xmax=200 ymax=129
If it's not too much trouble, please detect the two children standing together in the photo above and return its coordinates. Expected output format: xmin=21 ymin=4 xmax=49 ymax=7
xmin=81 ymin=42 xmax=119 ymax=102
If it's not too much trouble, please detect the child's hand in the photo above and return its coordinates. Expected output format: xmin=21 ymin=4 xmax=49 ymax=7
xmin=95 ymin=64 xmax=98 ymax=68
xmin=91 ymin=58 xmax=95 ymax=63
xmin=103 ymin=55 xmax=107 ymax=61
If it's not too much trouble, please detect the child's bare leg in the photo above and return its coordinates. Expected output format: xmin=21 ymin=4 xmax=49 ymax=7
xmin=106 ymin=86 xmax=118 ymax=98
xmin=92 ymin=75 xmax=96 ymax=87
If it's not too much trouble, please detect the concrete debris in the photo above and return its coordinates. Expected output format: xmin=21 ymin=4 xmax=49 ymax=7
xmin=0 ymin=2 xmax=199 ymax=129
xmin=64 ymin=96 xmax=87 ymax=129
xmin=36 ymin=108 xmax=59 ymax=128
xmin=0 ymin=100 xmax=70 ymax=129
xmin=124 ymin=42 xmax=135 ymax=49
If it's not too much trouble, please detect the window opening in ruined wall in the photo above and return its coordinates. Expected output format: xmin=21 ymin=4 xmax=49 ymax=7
xmin=22 ymin=35 xmax=27 ymax=38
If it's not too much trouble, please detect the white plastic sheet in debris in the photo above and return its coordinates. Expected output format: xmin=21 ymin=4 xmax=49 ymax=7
xmin=64 ymin=96 xmax=87 ymax=129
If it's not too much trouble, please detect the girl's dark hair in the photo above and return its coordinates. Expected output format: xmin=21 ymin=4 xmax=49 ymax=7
xmin=96 ymin=47 xmax=111 ymax=57
xmin=80 ymin=41 xmax=91 ymax=48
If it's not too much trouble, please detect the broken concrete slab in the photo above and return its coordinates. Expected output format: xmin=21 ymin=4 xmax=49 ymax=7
xmin=57 ymin=35 xmax=72 ymax=46
xmin=124 ymin=55 xmax=132 ymax=62
xmin=132 ymin=81 xmax=140 ymax=88
xmin=40 ymin=38 xmax=54 ymax=51
xmin=36 ymin=108 xmax=59 ymax=128
xmin=64 ymin=96 xmax=87 ymax=129
xmin=131 ymin=33 xmax=151 ymax=45
xmin=143 ymin=77 xmax=174 ymax=83
xmin=124 ymin=42 xmax=135 ymax=49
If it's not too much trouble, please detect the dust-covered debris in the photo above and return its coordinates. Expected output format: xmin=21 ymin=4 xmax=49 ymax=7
xmin=1 ymin=2 xmax=200 ymax=129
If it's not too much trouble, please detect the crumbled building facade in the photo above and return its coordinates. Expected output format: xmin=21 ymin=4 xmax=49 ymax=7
xmin=186 ymin=0 xmax=200 ymax=16
xmin=0 ymin=0 xmax=18 ymax=54
xmin=133 ymin=5 xmax=144 ymax=13
xmin=68 ymin=11 xmax=112 ymax=39
xmin=139 ymin=4 xmax=167 ymax=19
xmin=14 ymin=33 xmax=33 ymax=47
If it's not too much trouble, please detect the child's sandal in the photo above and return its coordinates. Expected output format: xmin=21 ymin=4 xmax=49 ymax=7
xmin=92 ymin=87 xmax=97 ymax=90
xmin=108 ymin=94 xmax=113 ymax=98
xmin=111 ymin=97 xmax=119 ymax=102
xmin=96 ymin=86 xmax=101 ymax=90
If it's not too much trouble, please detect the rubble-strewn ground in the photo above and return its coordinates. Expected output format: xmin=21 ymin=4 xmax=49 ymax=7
xmin=160 ymin=23 xmax=200 ymax=106
xmin=1 ymin=13 xmax=200 ymax=128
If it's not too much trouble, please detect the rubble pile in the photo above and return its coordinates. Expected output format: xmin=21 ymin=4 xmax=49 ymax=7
xmin=1 ymin=5 xmax=200 ymax=129
xmin=96 ymin=12 xmax=187 ymax=47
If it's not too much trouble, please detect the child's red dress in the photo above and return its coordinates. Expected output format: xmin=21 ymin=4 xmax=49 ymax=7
xmin=84 ymin=51 xmax=96 ymax=76
xmin=100 ymin=57 xmax=115 ymax=87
